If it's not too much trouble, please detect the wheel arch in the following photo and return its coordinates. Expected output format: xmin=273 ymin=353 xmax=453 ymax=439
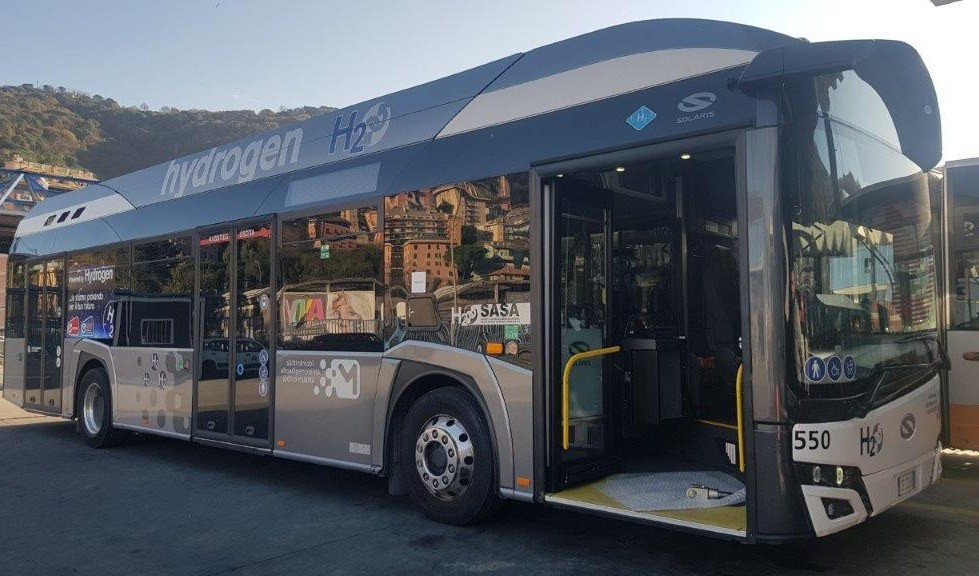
xmin=72 ymin=355 xmax=108 ymax=417
xmin=67 ymin=341 xmax=115 ymax=421
xmin=381 ymin=350 xmax=515 ymax=498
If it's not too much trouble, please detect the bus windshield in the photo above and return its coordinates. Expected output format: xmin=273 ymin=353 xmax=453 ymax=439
xmin=784 ymin=72 xmax=940 ymax=405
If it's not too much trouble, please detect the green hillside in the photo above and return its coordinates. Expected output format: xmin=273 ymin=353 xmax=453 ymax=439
xmin=0 ymin=84 xmax=335 ymax=180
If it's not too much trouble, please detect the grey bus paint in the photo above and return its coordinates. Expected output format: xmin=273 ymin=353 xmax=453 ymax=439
xmin=274 ymin=350 xmax=383 ymax=468
xmin=64 ymin=339 xmax=194 ymax=438
xmin=109 ymin=346 xmax=193 ymax=436
xmin=2 ymin=337 xmax=25 ymax=406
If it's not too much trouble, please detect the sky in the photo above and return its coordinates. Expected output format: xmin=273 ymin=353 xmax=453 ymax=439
xmin=2 ymin=0 xmax=978 ymax=161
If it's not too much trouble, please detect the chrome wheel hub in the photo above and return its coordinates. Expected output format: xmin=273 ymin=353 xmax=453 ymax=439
xmin=82 ymin=384 xmax=104 ymax=436
xmin=414 ymin=414 xmax=475 ymax=501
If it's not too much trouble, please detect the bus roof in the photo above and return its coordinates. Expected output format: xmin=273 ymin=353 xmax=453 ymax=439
xmin=13 ymin=18 xmax=798 ymax=256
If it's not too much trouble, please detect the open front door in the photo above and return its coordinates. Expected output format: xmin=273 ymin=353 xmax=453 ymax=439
xmin=541 ymin=142 xmax=749 ymax=537
xmin=550 ymin=179 xmax=617 ymax=484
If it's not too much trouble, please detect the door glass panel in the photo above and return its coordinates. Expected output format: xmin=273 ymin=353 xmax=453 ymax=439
xmin=25 ymin=262 xmax=44 ymax=405
xmin=198 ymin=230 xmax=232 ymax=434
xmin=557 ymin=192 xmax=609 ymax=459
xmin=234 ymin=224 xmax=272 ymax=439
xmin=43 ymin=259 xmax=63 ymax=411
xmin=5 ymin=262 xmax=25 ymax=339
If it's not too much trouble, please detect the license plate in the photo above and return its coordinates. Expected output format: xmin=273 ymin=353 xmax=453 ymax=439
xmin=898 ymin=469 xmax=916 ymax=497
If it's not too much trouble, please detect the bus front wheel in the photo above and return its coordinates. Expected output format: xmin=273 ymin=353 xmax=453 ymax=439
xmin=76 ymin=367 xmax=129 ymax=448
xmin=402 ymin=387 xmax=499 ymax=525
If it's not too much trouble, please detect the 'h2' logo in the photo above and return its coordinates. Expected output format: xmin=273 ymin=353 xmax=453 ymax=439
xmin=860 ymin=422 xmax=884 ymax=457
xmin=329 ymin=102 xmax=392 ymax=155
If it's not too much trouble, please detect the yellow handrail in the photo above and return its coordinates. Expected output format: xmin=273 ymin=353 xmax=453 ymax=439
xmin=561 ymin=348 xmax=746 ymax=474
xmin=562 ymin=345 xmax=621 ymax=450
xmin=697 ymin=365 xmax=746 ymax=472
xmin=736 ymin=364 xmax=745 ymax=473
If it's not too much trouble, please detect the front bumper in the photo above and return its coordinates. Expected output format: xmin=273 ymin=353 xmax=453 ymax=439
xmin=792 ymin=375 xmax=943 ymax=537
xmin=800 ymin=445 xmax=942 ymax=537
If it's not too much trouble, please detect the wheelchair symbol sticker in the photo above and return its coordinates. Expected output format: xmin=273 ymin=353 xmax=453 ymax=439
xmin=826 ymin=356 xmax=842 ymax=382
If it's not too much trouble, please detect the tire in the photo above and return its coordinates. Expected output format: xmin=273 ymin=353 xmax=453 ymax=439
xmin=402 ymin=387 xmax=500 ymax=525
xmin=76 ymin=367 xmax=129 ymax=448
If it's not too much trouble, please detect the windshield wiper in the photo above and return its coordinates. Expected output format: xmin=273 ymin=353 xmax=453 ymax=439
xmin=895 ymin=333 xmax=938 ymax=344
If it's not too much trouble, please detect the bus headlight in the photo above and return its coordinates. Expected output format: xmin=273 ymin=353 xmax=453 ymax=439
xmin=796 ymin=463 xmax=861 ymax=489
xmin=795 ymin=463 xmax=873 ymax=515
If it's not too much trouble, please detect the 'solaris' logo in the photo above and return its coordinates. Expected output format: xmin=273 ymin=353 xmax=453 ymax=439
xmin=677 ymin=92 xmax=717 ymax=112
xmin=900 ymin=413 xmax=916 ymax=440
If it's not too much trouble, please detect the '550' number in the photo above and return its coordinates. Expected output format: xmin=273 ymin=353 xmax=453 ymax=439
xmin=794 ymin=430 xmax=831 ymax=450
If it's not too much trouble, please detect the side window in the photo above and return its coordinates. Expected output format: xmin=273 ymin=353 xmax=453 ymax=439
xmin=383 ymin=174 xmax=532 ymax=365
xmin=278 ymin=205 xmax=383 ymax=351
xmin=952 ymin=211 xmax=979 ymax=330
xmin=4 ymin=259 xmax=26 ymax=339
xmin=66 ymin=246 xmax=130 ymax=340
xmin=129 ymin=237 xmax=194 ymax=347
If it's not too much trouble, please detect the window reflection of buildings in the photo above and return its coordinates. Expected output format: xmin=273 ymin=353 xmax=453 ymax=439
xmin=279 ymin=207 xmax=383 ymax=351
xmin=382 ymin=174 xmax=531 ymax=363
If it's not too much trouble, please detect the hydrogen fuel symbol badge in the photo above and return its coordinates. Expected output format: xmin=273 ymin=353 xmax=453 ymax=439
xmin=626 ymin=106 xmax=656 ymax=130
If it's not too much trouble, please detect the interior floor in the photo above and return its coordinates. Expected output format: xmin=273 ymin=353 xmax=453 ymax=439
xmin=548 ymin=449 xmax=746 ymax=534
xmin=548 ymin=479 xmax=747 ymax=534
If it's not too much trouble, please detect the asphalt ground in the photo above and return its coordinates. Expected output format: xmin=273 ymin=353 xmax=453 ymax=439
xmin=1 ymin=397 xmax=977 ymax=576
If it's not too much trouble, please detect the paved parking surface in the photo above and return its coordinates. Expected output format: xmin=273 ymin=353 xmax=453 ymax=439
xmin=1 ymin=398 xmax=978 ymax=576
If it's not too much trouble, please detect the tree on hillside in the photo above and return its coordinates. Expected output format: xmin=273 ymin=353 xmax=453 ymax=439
xmin=0 ymin=84 xmax=336 ymax=178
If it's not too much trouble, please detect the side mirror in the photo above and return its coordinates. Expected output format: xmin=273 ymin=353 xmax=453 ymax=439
xmin=406 ymin=295 xmax=440 ymax=331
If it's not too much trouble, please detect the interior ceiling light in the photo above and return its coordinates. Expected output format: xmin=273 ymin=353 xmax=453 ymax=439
xmin=615 ymin=166 xmax=626 ymax=172
xmin=680 ymin=153 xmax=692 ymax=160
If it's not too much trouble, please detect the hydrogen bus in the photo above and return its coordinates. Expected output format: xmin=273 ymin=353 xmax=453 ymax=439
xmin=2 ymin=19 xmax=946 ymax=541
xmin=943 ymin=159 xmax=979 ymax=450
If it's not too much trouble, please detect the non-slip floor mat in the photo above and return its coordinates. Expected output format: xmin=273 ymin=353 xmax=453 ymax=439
xmin=595 ymin=471 xmax=745 ymax=511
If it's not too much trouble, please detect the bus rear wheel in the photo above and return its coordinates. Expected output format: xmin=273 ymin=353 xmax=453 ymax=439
xmin=402 ymin=387 xmax=499 ymax=525
xmin=77 ymin=367 xmax=129 ymax=448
